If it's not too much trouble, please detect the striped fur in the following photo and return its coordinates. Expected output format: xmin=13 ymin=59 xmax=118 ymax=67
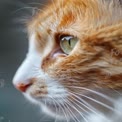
xmin=13 ymin=0 xmax=122 ymax=122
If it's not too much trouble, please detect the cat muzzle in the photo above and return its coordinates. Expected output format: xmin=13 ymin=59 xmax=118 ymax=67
xmin=13 ymin=81 xmax=33 ymax=92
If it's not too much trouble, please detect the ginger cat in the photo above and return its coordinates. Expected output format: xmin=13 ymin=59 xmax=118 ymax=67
xmin=13 ymin=0 xmax=122 ymax=122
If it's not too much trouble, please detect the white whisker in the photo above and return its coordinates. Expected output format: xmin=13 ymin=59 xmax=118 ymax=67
xmin=68 ymin=95 xmax=90 ymax=115
xmin=63 ymin=100 xmax=80 ymax=122
xmin=71 ymin=91 xmax=116 ymax=112
xmin=53 ymin=97 xmax=69 ymax=122
xmin=50 ymin=96 xmax=58 ymax=122
xmin=12 ymin=6 xmax=36 ymax=14
xmin=68 ymin=92 xmax=98 ymax=115
xmin=65 ymin=99 xmax=88 ymax=122
xmin=66 ymin=86 xmax=114 ymax=102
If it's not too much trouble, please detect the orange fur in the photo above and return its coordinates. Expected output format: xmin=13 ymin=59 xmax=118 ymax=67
xmin=13 ymin=0 xmax=122 ymax=121
xmin=27 ymin=0 xmax=122 ymax=90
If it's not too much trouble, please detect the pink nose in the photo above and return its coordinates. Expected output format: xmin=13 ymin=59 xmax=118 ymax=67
xmin=14 ymin=83 xmax=32 ymax=92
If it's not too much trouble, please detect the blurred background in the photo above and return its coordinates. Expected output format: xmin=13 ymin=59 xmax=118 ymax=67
xmin=0 ymin=0 xmax=55 ymax=122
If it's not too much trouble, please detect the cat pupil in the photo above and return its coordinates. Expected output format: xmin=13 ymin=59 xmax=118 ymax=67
xmin=68 ymin=39 xmax=71 ymax=46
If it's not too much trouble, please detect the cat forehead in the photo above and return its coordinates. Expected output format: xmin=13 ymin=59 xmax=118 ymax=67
xmin=27 ymin=2 xmax=89 ymax=39
xmin=27 ymin=0 xmax=92 ymax=31
xmin=27 ymin=0 xmax=122 ymax=36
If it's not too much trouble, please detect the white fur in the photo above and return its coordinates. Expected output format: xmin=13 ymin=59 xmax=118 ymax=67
xmin=13 ymin=33 xmax=68 ymax=105
xmin=13 ymin=34 xmax=122 ymax=122
xmin=13 ymin=34 xmax=42 ymax=85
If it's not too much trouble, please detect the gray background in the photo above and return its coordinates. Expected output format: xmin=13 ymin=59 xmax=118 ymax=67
xmin=0 ymin=0 xmax=54 ymax=122
xmin=1 ymin=1 xmax=121 ymax=122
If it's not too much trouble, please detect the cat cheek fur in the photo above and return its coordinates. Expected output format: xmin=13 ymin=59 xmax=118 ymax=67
xmin=13 ymin=34 xmax=69 ymax=117
xmin=13 ymin=0 xmax=122 ymax=121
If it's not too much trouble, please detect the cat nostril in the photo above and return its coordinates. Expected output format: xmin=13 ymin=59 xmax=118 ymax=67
xmin=14 ymin=83 xmax=32 ymax=92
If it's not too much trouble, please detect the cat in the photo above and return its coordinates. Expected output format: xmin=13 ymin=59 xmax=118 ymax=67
xmin=13 ymin=0 xmax=122 ymax=122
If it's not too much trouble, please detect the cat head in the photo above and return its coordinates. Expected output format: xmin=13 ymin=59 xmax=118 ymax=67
xmin=13 ymin=0 xmax=122 ymax=120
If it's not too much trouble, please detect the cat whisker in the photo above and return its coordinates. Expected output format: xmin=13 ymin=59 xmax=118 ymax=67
xmin=109 ymin=86 xmax=122 ymax=96
xmin=66 ymin=86 xmax=115 ymax=103
xmin=49 ymin=95 xmax=70 ymax=122
xmin=65 ymin=99 xmax=88 ymax=122
xmin=60 ymin=99 xmax=73 ymax=122
xmin=68 ymin=92 xmax=98 ymax=115
xmin=60 ymin=103 xmax=69 ymax=122
xmin=52 ymin=95 xmax=77 ymax=122
xmin=44 ymin=99 xmax=47 ymax=108
xmin=12 ymin=6 xmax=37 ymax=14
xmin=70 ymin=91 xmax=116 ymax=113
xmin=44 ymin=80 xmax=99 ymax=115
xmin=61 ymin=97 xmax=79 ymax=121
xmin=62 ymin=100 xmax=80 ymax=122
xmin=68 ymin=95 xmax=90 ymax=115
xmin=12 ymin=5 xmax=48 ymax=25
xmin=113 ymin=90 xmax=122 ymax=96
xmin=50 ymin=96 xmax=58 ymax=122
xmin=53 ymin=97 xmax=69 ymax=122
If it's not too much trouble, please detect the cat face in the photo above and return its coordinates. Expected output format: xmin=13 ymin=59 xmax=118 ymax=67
xmin=13 ymin=0 xmax=122 ymax=121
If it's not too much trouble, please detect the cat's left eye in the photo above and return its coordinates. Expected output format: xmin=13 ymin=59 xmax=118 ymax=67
xmin=60 ymin=36 xmax=78 ymax=55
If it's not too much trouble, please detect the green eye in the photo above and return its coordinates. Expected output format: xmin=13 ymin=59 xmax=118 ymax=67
xmin=60 ymin=36 xmax=78 ymax=55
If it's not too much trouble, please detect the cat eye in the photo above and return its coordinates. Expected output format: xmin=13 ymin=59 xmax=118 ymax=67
xmin=60 ymin=36 xmax=78 ymax=55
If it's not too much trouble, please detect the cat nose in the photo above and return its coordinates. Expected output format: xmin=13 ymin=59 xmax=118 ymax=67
xmin=14 ymin=82 xmax=32 ymax=92
xmin=13 ymin=78 xmax=34 ymax=92
xmin=13 ymin=56 xmax=38 ymax=92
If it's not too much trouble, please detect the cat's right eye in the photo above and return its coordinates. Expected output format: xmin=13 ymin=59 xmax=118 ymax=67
xmin=60 ymin=36 xmax=78 ymax=55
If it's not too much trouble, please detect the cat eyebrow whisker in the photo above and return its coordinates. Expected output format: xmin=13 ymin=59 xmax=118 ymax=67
xmin=12 ymin=7 xmax=37 ymax=14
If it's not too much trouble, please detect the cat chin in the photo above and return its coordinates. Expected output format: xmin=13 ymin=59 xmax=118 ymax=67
xmin=41 ymin=105 xmax=67 ymax=120
xmin=23 ymin=93 xmax=40 ymax=105
xmin=23 ymin=92 xmax=122 ymax=122
xmin=23 ymin=93 xmax=68 ymax=120
xmin=23 ymin=93 xmax=71 ymax=120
